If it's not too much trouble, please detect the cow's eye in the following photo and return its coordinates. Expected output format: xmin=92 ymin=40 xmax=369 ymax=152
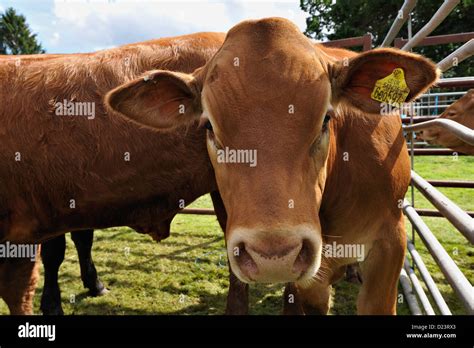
xmin=322 ymin=114 xmax=331 ymax=132
xmin=205 ymin=120 xmax=213 ymax=132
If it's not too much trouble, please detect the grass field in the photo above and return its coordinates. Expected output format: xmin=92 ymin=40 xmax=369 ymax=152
xmin=0 ymin=156 xmax=472 ymax=315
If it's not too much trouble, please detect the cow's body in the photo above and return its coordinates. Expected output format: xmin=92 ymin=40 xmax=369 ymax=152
xmin=417 ymin=89 xmax=474 ymax=155
xmin=293 ymin=91 xmax=410 ymax=314
xmin=229 ymin=45 xmax=411 ymax=315
xmin=106 ymin=18 xmax=437 ymax=314
xmin=0 ymin=32 xmax=226 ymax=314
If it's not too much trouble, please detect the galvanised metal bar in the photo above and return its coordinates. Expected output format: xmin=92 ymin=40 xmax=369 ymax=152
xmin=395 ymin=32 xmax=474 ymax=48
xmin=400 ymin=267 xmax=423 ymax=315
xmin=180 ymin=208 xmax=215 ymax=215
xmin=321 ymin=33 xmax=372 ymax=51
xmin=404 ymin=258 xmax=435 ymax=315
xmin=402 ymin=116 xmax=438 ymax=124
xmin=418 ymin=91 xmax=466 ymax=97
xmin=411 ymin=171 xmax=474 ymax=244
xmin=381 ymin=0 xmax=418 ymax=47
xmin=407 ymin=240 xmax=452 ymax=315
xmin=426 ymin=180 xmax=474 ymax=189
xmin=403 ymin=200 xmax=474 ymax=314
xmin=408 ymin=148 xmax=467 ymax=156
xmin=413 ymin=104 xmax=460 ymax=108
xmin=403 ymin=119 xmax=474 ymax=146
xmin=417 ymin=101 xmax=462 ymax=110
xmin=402 ymin=0 xmax=461 ymax=51
xmin=437 ymin=77 xmax=474 ymax=88
xmin=416 ymin=209 xmax=474 ymax=218
xmin=437 ymin=39 xmax=474 ymax=72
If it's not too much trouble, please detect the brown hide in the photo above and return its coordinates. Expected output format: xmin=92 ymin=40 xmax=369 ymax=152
xmin=0 ymin=32 xmax=225 ymax=243
xmin=418 ymin=89 xmax=474 ymax=155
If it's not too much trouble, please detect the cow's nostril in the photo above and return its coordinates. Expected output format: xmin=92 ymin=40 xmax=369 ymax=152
xmin=234 ymin=242 xmax=258 ymax=279
xmin=293 ymin=239 xmax=315 ymax=275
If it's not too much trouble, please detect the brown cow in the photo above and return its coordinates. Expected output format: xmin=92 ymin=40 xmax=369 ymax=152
xmin=0 ymin=32 xmax=227 ymax=314
xmin=417 ymin=89 xmax=474 ymax=155
xmin=106 ymin=17 xmax=438 ymax=314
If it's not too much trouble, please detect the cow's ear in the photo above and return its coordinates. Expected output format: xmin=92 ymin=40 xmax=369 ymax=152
xmin=105 ymin=70 xmax=201 ymax=129
xmin=329 ymin=48 xmax=439 ymax=114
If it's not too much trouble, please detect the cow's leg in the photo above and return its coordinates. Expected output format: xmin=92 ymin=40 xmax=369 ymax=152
xmin=70 ymin=230 xmax=107 ymax=296
xmin=0 ymin=256 xmax=40 ymax=315
xmin=345 ymin=263 xmax=362 ymax=284
xmin=295 ymin=264 xmax=346 ymax=315
xmin=357 ymin=221 xmax=406 ymax=315
xmin=40 ymin=234 xmax=66 ymax=315
xmin=210 ymin=190 xmax=250 ymax=315
xmin=225 ymin=269 xmax=249 ymax=315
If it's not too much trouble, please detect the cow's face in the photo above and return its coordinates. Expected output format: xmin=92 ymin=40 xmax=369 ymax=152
xmin=419 ymin=89 xmax=474 ymax=148
xmin=106 ymin=18 xmax=438 ymax=284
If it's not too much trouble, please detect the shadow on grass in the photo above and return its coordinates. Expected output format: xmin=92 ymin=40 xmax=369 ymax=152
xmin=331 ymin=280 xmax=359 ymax=315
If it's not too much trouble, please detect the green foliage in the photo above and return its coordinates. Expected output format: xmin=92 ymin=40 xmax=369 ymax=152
xmin=300 ymin=0 xmax=474 ymax=77
xmin=0 ymin=7 xmax=44 ymax=55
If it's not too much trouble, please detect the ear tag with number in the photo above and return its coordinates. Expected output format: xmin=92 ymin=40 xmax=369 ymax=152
xmin=371 ymin=68 xmax=410 ymax=106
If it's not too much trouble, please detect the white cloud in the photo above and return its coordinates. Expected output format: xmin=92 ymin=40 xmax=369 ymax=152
xmin=49 ymin=31 xmax=60 ymax=45
xmin=44 ymin=0 xmax=308 ymax=53
xmin=0 ymin=0 xmax=309 ymax=53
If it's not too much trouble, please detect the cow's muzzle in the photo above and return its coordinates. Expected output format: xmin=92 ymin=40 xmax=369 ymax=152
xmin=227 ymin=226 xmax=321 ymax=284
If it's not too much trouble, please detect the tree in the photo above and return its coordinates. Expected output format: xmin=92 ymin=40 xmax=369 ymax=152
xmin=300 ymin=0 xmax=474 ymax=77
xmin=0 ymin=7 xmax=44 ymax=55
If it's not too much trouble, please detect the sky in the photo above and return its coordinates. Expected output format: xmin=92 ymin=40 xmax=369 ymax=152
xmin=0 ymin=0 xmax=309 ymax=53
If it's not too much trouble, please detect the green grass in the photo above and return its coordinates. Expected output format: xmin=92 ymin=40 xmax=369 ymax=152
xmin=404 ymin=156 xmax=474 ymax=315
xmin=0 ymin=156 xmax=472 ymax=315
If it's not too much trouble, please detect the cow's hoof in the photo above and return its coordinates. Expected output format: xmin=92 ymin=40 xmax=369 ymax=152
xmin=88 ymin=286 xmax=109 ymax=297
xmin=88 ymin=281 xmax=109 ymax=297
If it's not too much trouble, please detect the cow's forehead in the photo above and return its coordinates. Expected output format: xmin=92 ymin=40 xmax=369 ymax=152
xmin=200 ymin=19 xmax=329 ymax=115
xmin=202 ymin=18 xmax=324 ymax=83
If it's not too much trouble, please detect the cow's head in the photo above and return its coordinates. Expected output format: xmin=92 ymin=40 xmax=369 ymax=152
xmin=418 ymin=89 xmax=474 ymax=151
xmin=105 ymin=18 xmax=438 ymax=284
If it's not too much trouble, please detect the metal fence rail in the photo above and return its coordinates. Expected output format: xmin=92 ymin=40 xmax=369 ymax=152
xmin=417 ymin=209 xmax=474 ymax=218
xmin=408 ymin=148 xmax=467 ymax=156
xmin=404 ymin=258 xmax=435 ymax=315
xmin=381 ymin=0 xmax=418 ymax=47
xmin=400 ymin=267 xmax=423 ymax=315
xmin=437 ymin=77 xmax=474 ymax=88
xmin=401 ymin=0 xmax=460 ymax=51
xmin=404 ymin=119 xmax=474 ymax=146
xmin=437 ymin=39 xmax=474 ymax=72
xmin=394 ymin=32 xmax=474 ymax=49
xmin=411 ymin=171 xmax=474 ymax=244
xmin=320 ymin=33 xmax=372 ymax=51
xmin=407 ymin=239 xmax=452 ymax=315
xmin=176 ymin=0 xmax=474 ymax=317
xmin=403 ymin=200 xmax=474 ymax=314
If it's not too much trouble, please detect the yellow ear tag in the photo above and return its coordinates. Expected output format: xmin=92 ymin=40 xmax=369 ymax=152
xmin=370 ymin=68 xmax=410 ymax=106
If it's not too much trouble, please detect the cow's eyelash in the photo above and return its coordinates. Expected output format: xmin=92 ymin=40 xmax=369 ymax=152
xmin=204 ymin=120 xmax=213 ymax=132
xmin=207 ymin=130 xmax=223 ymax=150
xmin=322 ymin=113 xmax=331 ymax=132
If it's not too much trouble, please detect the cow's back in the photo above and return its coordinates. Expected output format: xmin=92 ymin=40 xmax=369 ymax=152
xmin=0 ymin=32 xmax=225 ymax=242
